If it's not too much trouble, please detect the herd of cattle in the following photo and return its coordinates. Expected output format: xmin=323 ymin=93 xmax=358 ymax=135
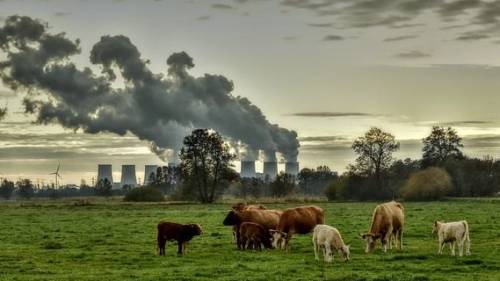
xmin=156 ymin=201 xmax=472 ymax=262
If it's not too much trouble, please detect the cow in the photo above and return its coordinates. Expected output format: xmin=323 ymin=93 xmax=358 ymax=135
xmin=432 ymin=220 xmax=471 ymax=257
xmin=269 ymin=205 xmax=325 ymax=251
xmin=223 ymin=208 xmax=282 ymax=249
xmin=360 ymin=201 xmax=404 ymax=253
xmin=157 ymin=221 xmax=202 ymax=256
xmin=230 ymin=202 xmax=267 ymax=241
xmin=238 ymin=222 xmax=273 ymax=250
xmin=312 ymin=224 xmax=350 ymax=263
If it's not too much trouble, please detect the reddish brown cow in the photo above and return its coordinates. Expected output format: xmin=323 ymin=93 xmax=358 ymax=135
xmin=270 ymin=205 xmax=325 ymax=251
xmin=230 ymin=203 xmax=267 ymax=240
xmin=223 ymin=208 xmax=282 ymax=249
xmin=360 ymin=201 xmax=404 ymax=253
xmin=157 ymin=221 xmax=202 ymax=256
xmin=238 ymin=222 xmax=273 ymax=250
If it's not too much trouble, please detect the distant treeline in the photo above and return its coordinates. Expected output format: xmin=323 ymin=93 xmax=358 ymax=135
xmin=1 ymin=127 xmax=500 ymax=202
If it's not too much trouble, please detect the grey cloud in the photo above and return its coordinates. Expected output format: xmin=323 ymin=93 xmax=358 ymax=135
xmin=289 ymin=112 xmax=374 ymax=117
xmin=298 ymin=136 xmax=349 ymax=142
xmin=0 ymin=89 xmax=15 ymax=97
xmin=383 ymin=35 xmax=417 ymax=42
xmin=282 ymin=36 xmax=297 ymax=41
xmin=211 ymin=3 xmax=234 ymax=10
xmin=323 ymin=34 xmax=344 ymax=41
xmin=438 ymin=0 xmax=481 ymax=18
xmin=0 ymin=16 xmax=299 ymax=162
xmin=196 ymin=15 xmax=210 ymax=21
xmin=396 ymin=50 xmax=431 ymax=58
xmin=308 ymin=23 xmax=334 ymax=28
xmin=456 ymin=32 xmax=490 ymax=41
xmin=53 ymin=12 xmax=71 ymax=17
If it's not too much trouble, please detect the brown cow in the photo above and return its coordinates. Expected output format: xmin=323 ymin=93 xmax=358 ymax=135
xmin=157 ymin=221 xmax=202 ymax=256
xmin=230 ymin=203 xmax=267 ymax=241
xmin=361 ymin=201 xmax=404 ymax=253
xmin=270 ymin=205 xmax=325 ymax=251
xmin=238 ymin=222 xmax=273 ymax=250
xmin=223 ymin=208 xmax=282 ymax=249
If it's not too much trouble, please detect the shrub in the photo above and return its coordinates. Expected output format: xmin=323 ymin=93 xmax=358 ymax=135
xmin=401 ymin=167 xmax=453 ymax=201
xmin=325 ymin=177 xmax=347 ymax=201
xmin=124 ymin=187 xmax=165 ymax=202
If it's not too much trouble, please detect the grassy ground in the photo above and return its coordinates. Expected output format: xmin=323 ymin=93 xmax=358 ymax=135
xmin=0 ymin=199 xmax=499 ymax=281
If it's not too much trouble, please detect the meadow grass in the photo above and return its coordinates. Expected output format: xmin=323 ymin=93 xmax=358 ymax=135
xmin=0 ymin=199 xmax=499 ymax=280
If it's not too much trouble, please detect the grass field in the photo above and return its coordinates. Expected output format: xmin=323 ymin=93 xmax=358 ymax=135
xmin=0 ymin=199 xmax=499 ymax=281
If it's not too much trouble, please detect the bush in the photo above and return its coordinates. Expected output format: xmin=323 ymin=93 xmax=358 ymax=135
xmin=325 ymin=177 xmax=347 ymax=201
xmin=124 ymin=187 xmax=165 ymax=202
xmin=401 ymin=167 xmax=453 ymax=201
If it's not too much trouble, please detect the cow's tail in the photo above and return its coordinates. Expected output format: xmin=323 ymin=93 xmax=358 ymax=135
xmin=463 ymin=221 xmax=471 ymax=255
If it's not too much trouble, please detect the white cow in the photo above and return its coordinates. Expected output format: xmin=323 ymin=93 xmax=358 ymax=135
xmin=312 ymin=224 xmax=350 ymax=263
xmin=432 ymin=220 xmax=471 ymax=257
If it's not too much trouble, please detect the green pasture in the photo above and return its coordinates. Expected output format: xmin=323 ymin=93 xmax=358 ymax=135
xmin=0 ymin=199 xmax=499 ymax=281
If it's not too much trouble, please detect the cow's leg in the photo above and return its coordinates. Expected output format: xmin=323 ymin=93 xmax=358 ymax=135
xmin=158 ymin=238 xmax=166 ymax=256
xmin=438 ymin=238 xmax=444 ymax=254
xmin=381 ymin=235 xmax=389 ymax=253
xmin=465 ymin=234 xmax=471 ymax=256
xmin=450 ymin=242 xmax=456 ymax=256
xmin=177 ymin=241 xmax=183 ymax=255
xmin=313 ymin=240 xmax=319 ymax=261
xmin=458 ymin=240 xmax=464 ymax=257
xmin=324 ymin=242 xmax=333 ymax=263
xmin=240 ymin=236 xmax=247 ymax=250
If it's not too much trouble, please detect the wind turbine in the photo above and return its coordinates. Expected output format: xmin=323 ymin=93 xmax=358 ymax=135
xmin=50 ymin=163 xmax=62 ymax=189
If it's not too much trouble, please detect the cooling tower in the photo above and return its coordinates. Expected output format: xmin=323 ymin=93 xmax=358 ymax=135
xmin=240 ymin=161 xmax=256 ymax=178
xmin=263 ymin=161 xmax=278 ymax=181
xmin=144 ymin=165 xmax=158 ymax=185
xmin=120 ymin=165 xmax=137 ymax=187
xmin=97 ymin=164 xmax=113 ymax=185
xmin=285 ymin=162 xmax=299 ymax=176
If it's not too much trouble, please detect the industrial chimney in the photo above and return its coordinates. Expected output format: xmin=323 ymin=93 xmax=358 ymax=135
xmin=120 ymin=165 xmax=137 ymax=188
xmin=144 ymin=165 xmax=158 ymax=185
xmin=240 ymin=161 xmax=256 ymax=178
xmin=263 ymin=161 xmax=278 ymax=181
xmin=97 ymin=164 xmax=113 ymax=185
xmin=285 ymin=162 xmax=299 ymax=176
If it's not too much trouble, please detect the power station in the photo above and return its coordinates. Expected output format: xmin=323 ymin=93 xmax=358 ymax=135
xmin=120 ymin=165 xmax=137 ymax=187
xmin=97 ymin=164 xmax=113 ymax=184
xmin=144 ymin=165 xmax=158 ymax=185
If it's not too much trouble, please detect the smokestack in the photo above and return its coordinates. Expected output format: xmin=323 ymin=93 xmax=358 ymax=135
xmin=240 ymin=161 xmax=256 ymax=178
xmin=97 ymin=164 xmax=113 ymax=185
xmin=144 ymin=165 xmax=158 ymax=185
xmin=285 ymin=162 xmax=299 ymax=176
xmin=120 ymin=165 xmax=137 ymax=188
xmin=263 ymin=161 xmax=278 ymax=181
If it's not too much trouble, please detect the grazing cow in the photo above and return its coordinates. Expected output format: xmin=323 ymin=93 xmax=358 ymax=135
xmin=432 ymin=220 xmax=471 ymax=257
xmin=238 ymin=222 xmax=273 ymax=250
xmin=312 ymin=224 xmax=350 ymax=263
xmin=157 ymin=221 xmax=202 ymax=256
xmin=361 ymin=201 xmax=404 ymax=253
xmin=270 ymin=205 xmax=325 ymax=251
xmin=223 ymin=208 xmax=282 ymax=249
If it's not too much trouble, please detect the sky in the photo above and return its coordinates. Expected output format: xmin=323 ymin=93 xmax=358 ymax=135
xmin=1 ymin=0 xmax=500 ymax=185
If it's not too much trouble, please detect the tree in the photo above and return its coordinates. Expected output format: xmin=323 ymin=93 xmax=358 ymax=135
xmin=95 ymin=178 xmax=112 ymax=197
xmin=401 ymin=167 xmax=453 ymax=201
xmin=298 ymin=166 xmax=338 ymax=195
xmin=0 ymin=107 xmax=6 ymax=121
xmin=17 ymin=179 xmax=35 ymax=199
xmin=0 ymin=179 xmax=15 ymax=200
xmin=422 ymin=126 xmax=464 ymax=167
xmin=270 ymin=172 xmax=296 ymax=198
xmin=180 ymin=129 xmax=236 ymax=203
xmin=351 ymin=127 xmax=400 ymax=187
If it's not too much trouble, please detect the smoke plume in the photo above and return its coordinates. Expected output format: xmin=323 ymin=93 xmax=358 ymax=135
xmin=0 ymin=16 xmax=299 ymax=162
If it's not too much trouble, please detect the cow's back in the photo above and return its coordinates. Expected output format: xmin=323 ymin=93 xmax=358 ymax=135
xmin=240 ymin=209 xmax=282 ymax=230
xmin=370 ymin=201 xmax=404 ymax=235
xmin=279 ymin=206 xmax=325 ymax=234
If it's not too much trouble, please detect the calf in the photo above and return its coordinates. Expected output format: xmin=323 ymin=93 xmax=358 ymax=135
xmin=238 ymin=222 xmax=273 ymax=250
xmin=312 ymin=224 xmax=350 ymax=263
xmin=270 ymin=205 xmax=325 ymax=251
xmin=432 ymin=220 xmax=471 ymax=257
xmin=230 ymin=202 xmax=267 ymax=241
xmin=157 ymin=221 xmax=202 ymax=256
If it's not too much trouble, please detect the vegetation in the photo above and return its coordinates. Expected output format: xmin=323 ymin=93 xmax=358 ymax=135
xmin=0 ymin=179 xmax=15 ymax=199
xmin=124 ymin=187 xmax=165 ymax=202
xmin=95 ymin=178 xmax=112 ymax=197
xmin=422 ymin=126 xmax=464 ymax=168
xmin=0 ymin=200 xmax=498 ymax=281
xmin=401 ymin=167 xmax=453 ymax=201
xmin=16 ymin=179 xmax=34 ymax=199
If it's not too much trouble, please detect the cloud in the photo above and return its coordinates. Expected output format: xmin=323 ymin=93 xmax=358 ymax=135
xmin=383 ymin=35 xmax=418 ymax=42
xmin=298 ymin=136 xmax=349 ymax=142
xmin=396 ymin=50 xmax=431 ymax=58
xmin=282 ymin=36 xmax=298 ymax=41
xmin=0 ymin=90 xmax=16 ymax=97
xmin=211 ymin=3 xmax=234 ymax=10
xmin=289 ymin=112 xmax=375 ymax=118
xmin=323 ymin=34 xmax=344 ymax=41
xmin=196 ymin=15 xmax=210 ymax=21
xmin=456 ymin=32 xmax=490 ymax=41
xmin=53 ymin=12 xmax=71 ymax=17
xmin=308 ymin=22 xmax=334 ymax=28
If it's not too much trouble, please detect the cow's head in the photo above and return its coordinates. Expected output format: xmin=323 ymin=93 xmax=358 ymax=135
xmin=432 ymin=221 xmax=442 ymax=234
xmin=186 ymin=224 xmax=203 ymax=236
xmin=223 ymin=210 xmax=240 ymax=226
xmin=231 ymin=202 xmax=247 ymax=211
xmin=340 ymin=245 xmax=350 ymax=262
xmin=269 ymin=230 xmax=287 ymax=249
xmin=262 ymin=232 xmax=275 ymax=249
xmin=360 ymin=233 xmax=378 ymax=253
